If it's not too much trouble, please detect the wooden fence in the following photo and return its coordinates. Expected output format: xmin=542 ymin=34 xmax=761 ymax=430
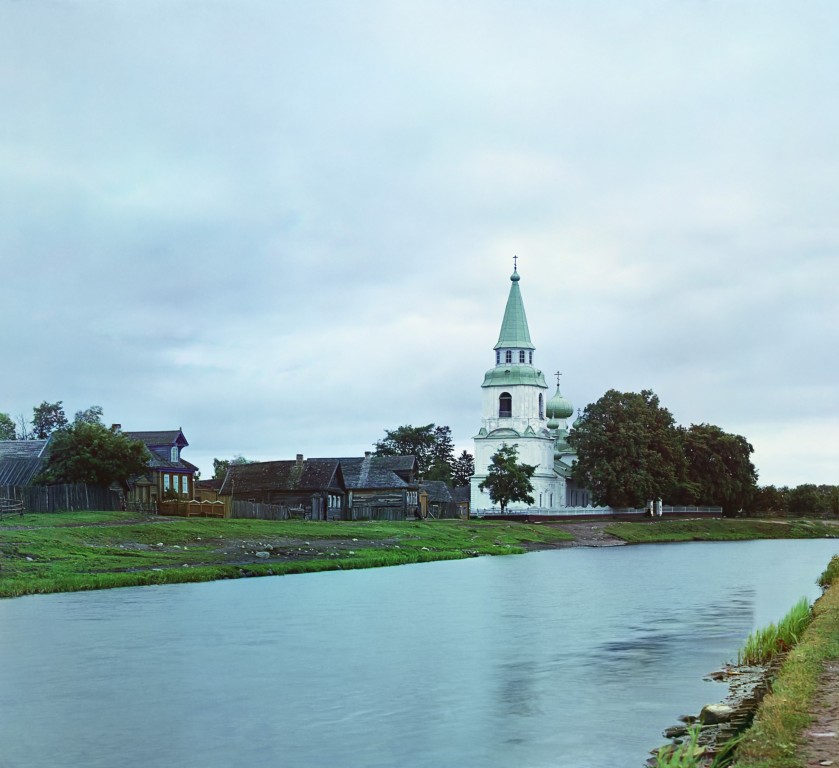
xmin=0 ymin=484 xmax=121 ymax=514
xmin=158 ymin=499 xmax=227 ymax=518
xmin=230 ymin=500 xmax=290 ymax=521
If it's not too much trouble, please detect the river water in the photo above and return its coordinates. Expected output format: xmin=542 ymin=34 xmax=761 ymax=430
xmin=1 ymin=539 xmax=837 ymax=768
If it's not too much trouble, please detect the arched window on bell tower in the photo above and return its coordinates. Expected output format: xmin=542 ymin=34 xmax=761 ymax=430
xmin=499 ymin=392 xmax=512 ymax=418
xmin=539 ymin=393 xmax=544 ymax=419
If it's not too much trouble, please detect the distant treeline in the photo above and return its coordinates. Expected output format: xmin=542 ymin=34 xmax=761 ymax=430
xmin=747 ymin=484 xmax=839 ymax=517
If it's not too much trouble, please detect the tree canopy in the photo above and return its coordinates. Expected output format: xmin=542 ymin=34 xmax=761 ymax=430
xmin=31 ymin=401 xmax=69 ymax=439
xmin=451 ymin=450 xmax=475 ymax=487
xmin=74 ymin=405 xmax=104 ymax=426
xmin=568 ymin=389 xmax=685 ymax=508
xmin=37 ymin=422 xmax=150 ymax=487
xmin=675 ymin=423 xmax=757 ymax=514
xmin=0 ymin=412 xmax=16 ymax=440
xmin=478 ymin=443 xmax=536 ymax=513
xmin=373 ymin=423 xmax=469 ymax=482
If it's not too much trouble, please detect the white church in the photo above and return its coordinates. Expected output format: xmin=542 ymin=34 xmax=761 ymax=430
xmin=470 ymin=264 xmax=592 ymax=514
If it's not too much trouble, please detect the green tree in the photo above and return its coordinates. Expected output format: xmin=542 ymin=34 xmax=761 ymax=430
xmin=788 ymin=484 xmax=833 ymax=517
xmin=32 ymin=401 xmax=68 ymax=439
xmin=374 ymin=424 xmax=439 ymax=479
xmin=74 ymin=405 xmax=104 ymax=425
xmin=0 ymin=412 xmax=16 ymax=440
xmin=568 ymin=389 xmax=684 ymax=508
xmin=678 ymin=423 xmax=758 ymax=515
xmin=748 ymin=485 xmax=790 ymax=516
xmin=451 ymin=450 xmax=475 ymax=487
xmin=37 ymin=422 xmax=150 ymax=487
xmin=478 ymin=443 xmax=536 ymax=513
xmin=426 ymin=425 xmax=456 ymax=483
xmin=213 ymin=455 xmax=251 ymax=480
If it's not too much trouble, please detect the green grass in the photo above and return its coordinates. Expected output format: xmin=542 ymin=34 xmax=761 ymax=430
xmin=737 ymin=598 xmax=812 ymax=666
xmin=654 ymin=726 xmax=705 ymax=767
xmin=0 ymin=512 xmax=573 ymax=598
xmin=604 ymin=518 xmax=839 ymax=544
xmin=730 ymin=557 xmax=839 ymax=766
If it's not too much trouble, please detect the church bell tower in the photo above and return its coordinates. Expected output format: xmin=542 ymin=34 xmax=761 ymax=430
xmin=470 ymin=262 xmax=564 ymax=513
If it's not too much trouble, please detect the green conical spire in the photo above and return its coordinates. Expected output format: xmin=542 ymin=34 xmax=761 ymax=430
xmin=493 ymin=268 xmax=535 ymax=351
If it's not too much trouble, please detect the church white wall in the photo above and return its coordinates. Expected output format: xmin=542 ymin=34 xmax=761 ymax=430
xmin=480 ymin=384 xmax=547 ymax=434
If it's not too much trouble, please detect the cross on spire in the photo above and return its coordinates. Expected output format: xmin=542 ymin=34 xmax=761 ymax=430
xmin=554 ymin=371 xmax=562 ymax=387
xmin=513 ymin=254 xmax=518 ymax=271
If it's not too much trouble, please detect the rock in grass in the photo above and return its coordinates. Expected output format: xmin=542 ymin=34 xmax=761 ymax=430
xmin=699 ymin=703 xmax=734 ymax=724
xmin=255 ymin=551 xmax=270 ymax=558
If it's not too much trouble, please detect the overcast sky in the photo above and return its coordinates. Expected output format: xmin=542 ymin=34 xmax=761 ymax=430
xmin=2 ymin=1 xmax=837 ymax=486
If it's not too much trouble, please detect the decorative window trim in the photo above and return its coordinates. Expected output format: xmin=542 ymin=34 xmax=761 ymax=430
xmin=505 ymin=350 xmax=512 ymax=363
xmin=519 ymin=350 xmax=526 ymax=363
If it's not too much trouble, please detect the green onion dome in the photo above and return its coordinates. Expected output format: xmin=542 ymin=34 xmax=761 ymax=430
xmin=546 ymin=386 xmax=573 ymax=420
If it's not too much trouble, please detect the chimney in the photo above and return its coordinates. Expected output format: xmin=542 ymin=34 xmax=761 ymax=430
xmin=296 ymin=453 xmax=304 ymax=467
xmin=364 ymin=451 xmax=371 ymax=458
xmin=111 ymin=424 xmax=122 ymax=433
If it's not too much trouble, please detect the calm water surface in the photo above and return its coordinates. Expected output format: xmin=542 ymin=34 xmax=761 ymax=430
xmin=1 ymin=539 xmax=837 ymax=768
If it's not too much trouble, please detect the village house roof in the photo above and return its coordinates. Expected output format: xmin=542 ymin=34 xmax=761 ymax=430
xmin=332 ymin=454 xmax=418 ymax=490
xmin=219 ymin=458 xmax=344 ymax=496
xmin=0 ymin=439 xmax=51 ymax=486
xmin=419 ymin=480 xmax=453 ymax=503
xmin=123 ymin=430 xmax=196 ymax=473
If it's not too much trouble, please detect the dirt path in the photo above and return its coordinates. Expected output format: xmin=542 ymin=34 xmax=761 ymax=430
xmin=539 ymin=520 xmax=627 ymax=548
xmin=798 ymin=661 xmax=839 ymax=766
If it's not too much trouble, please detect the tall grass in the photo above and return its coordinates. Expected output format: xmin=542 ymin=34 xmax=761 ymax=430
xmin=738 ymin=597 xmax=812 ymax=666
xmin=655 ymin=726 xmax=704 ymax=767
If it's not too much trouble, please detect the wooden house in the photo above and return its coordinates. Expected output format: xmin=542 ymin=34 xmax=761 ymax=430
xmin=339 ymin=453 xmax=419 ymax=520
xmin=419 ymin=480 xmax=460 ymax=519
xmin=121 ymin=428 xmax=198 ymax=508
xmin=218 ymin=455 xmax=346 ymax=521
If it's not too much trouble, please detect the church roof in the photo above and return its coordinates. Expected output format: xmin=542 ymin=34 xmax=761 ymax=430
xmin=482 ymin=365 xmax=548 ymax=388
xmin=494 ymin=269 xmax=535 ymax=351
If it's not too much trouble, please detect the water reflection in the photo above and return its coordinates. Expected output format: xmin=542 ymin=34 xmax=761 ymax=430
xmin=0 ymin=539 xmax=836 ymax=768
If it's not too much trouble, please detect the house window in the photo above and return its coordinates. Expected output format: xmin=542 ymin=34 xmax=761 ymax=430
xmin=496 ymin=351 xmax=500 ymax=365
xmin=539 ymin=393 xmax=544 ymax=419
xmin=505 ymin=350 xmax=512 ymax=363
xmin=163 ymin=475 xmax=170 ymax=492
xmin=499 ymin=392 xmax=512 ymax=418
xmin=519 ymin=350 xmax=525 ymax=363
xmin=170 ymin=446 xmax=179 ymax=462
xmin=529 ymin=351 xmax=533 ymax=364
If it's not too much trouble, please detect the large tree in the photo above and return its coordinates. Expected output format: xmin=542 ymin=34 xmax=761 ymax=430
xmin=478 ymin=443 xmax=536 ymax=513
xmin=0 ymin=412 xmax=16 ymax=440
xmin=373 ymin=424 xmax=440 ymax=479
xmin=426 ymin=425 xmax=456 ymax=483
xmin=677 ymin=423 xmax=757 ymax=515
xmin=568 ymin=389 xmax=684 ymax=508
xmin=451 ymin=450 xmax=475 ymax=487
xmin=37 ymin=422 xmax=150 ymax=487
xmin=32 ymin=401 xmax=68 ymax=439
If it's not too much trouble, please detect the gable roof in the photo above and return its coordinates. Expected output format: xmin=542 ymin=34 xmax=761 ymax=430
xmin=125 ymin=430 xmax=188 ymax=448
xmin=419 ymin=480 xmax=453 ymax=503
xmin=219 ymin=459 xmax=343 ymax=496
xmin=334 ymin=455 xmax=417 ymax=490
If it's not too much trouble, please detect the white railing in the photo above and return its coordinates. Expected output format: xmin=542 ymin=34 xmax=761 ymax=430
xmin=472 ymin=505 xmax=723 ymax=518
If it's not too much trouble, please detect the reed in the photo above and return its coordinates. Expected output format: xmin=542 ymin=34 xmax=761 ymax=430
xmin=655 ymin=726 xmax=704 ymax=767
xmin=737 ymin=597 xmax=811 ymax=666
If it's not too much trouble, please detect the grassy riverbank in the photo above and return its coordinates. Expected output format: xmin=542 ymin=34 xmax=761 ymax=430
xmin=604 ymin=517 xmax=839 ymax=544
xmin=730 ymin=556 xmax=839 ymax=767
xmin=0 ymin=511 xmax=574 ymax=599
